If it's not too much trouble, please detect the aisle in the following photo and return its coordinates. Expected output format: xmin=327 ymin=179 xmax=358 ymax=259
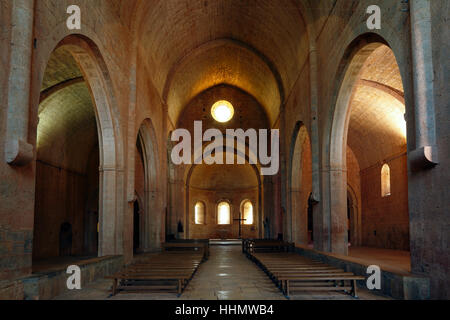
xmin=54 ymin=245 xmax=388 ymax=300
xmin=180 ymin=245 xmax=285 ymax=300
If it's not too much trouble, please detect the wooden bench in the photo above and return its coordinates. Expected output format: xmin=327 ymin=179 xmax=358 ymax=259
xmin=248 ymin=252 xmax=365 ymax=298
xmin=106 ymin=246 xmax=205 ymax=297
xmin=167 ymin=239 xmax=210 ymax=259
xmin=243 ymin=239 xmax=295 ymax=256
xmin=162 ymin=242 xmax=208 ymax=261
xmin=106 ymin=272 xmax=191 ymax=296
xmin=279 ymin=275 xmax=366 ymax=297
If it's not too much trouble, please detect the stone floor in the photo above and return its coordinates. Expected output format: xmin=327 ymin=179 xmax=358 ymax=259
xmin=53 ymin=245 xmax=390 ymax=300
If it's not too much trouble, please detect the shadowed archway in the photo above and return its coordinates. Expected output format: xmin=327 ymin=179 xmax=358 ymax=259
xmin=33 ymin=35 xmax=123 ymax=264
xmin=327 ymin=34 xmax=410 ymax=258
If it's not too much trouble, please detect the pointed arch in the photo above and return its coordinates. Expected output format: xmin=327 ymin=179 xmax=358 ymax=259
xmin=32 ymin=34 xmax=125 ymax=257
xmin=288 ymin=122 xmax=312 ymax=245
xmin=325 ymin=33 xmax=410 ymax=255
xmin=136 ymin=118 xmax=161 ymax=251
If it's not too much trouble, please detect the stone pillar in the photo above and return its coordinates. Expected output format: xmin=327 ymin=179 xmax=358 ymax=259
xmin=277 ymin=141 xmax=289 ymax=241
xmin=124 ymin=42 xmax=137 ymax=263
xmin=409 ymin=0 xmax=438 ymax=169
xmin=124 ymin=201 xmax=134 ymax=263
xmin=316 ymin=167 xmax=331 ymax=252
xmin=317 ymin=164 xmax=348 ymax=255
xmin=290 ymin=189 xmax=308 ymax=245
xmin=4 ymin=0 xmax=35 ymax=166
xmin=309 ymin=46 xmax=321 ymax=202
xmin=274 ymin=174 xmax=284 ymax=240
xmin=98 ymin=167 xmax=118 ymax=256
xmin=328 ymin=167 xmax=348 ymax=255
xmin=309 ymin=45 xmax=323 ymax=251
xmin=143 ymin=190 xmax=158 ymax=250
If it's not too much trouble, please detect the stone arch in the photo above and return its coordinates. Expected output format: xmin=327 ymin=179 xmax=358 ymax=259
xmin=288 ymin=122 xmax=313 ymax=245
xmin=136 ymin=118 xmax=161 ymax=251
xmin=325 ymin=33 xmax=411 ymax=254
xmin=32 ymin=34 xmax=124 ymax=257
xmin=346 ymin=184 xmax=361 ymax=247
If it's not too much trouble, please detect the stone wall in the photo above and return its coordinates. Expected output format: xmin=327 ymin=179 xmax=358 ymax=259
xmin=22 ymin=255 xmax=123 ymax=300
xmin=33 ymin=161 xmax=88 ymax=259
xmin=407 ymin=0 xmax=450 ymax=299
xmin=361 ymin=154 xmax=409 ymax=250
xmin=189 ymin=188 xmax=259 ymax=239
xmin=0 ymin=0 xmax=34 ymax=286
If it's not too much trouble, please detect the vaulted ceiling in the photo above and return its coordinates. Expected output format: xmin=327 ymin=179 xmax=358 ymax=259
xmin=37 ymin=47 xmax=97 ymax=174
xmin=37 ymin=2 xmax=407 ymax=174
xmin=348 ymin=45 xmax=407 ymax=170
xmin=128 ymin=0 xmax=310 ymax=126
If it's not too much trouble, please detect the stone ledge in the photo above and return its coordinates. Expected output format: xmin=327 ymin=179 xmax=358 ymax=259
xmin=295 ymin=245 xmax=430 ymax=300
xmin=15 ymin=255 xmax=124 ymax=300
xmin=0 ymin=280 xmax=24 ymax=300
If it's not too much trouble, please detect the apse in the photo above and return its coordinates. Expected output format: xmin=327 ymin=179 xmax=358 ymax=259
xmin=188 ymin=158 xmax=259 ymax=239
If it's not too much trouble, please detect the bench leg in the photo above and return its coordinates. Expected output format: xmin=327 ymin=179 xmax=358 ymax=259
xmin=112 ymin=278 xmax=118 ymax=296
xmin=286 ymin=280 xmax=290 ymax=298
xmin=351 ymin=279 xmax=359 ymax=298
xmin=177 ymin=279 xmax=182 ymax=297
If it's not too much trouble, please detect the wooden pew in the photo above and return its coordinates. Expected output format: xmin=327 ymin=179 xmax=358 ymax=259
xmin=106 ymin=272 xmax=191 ymax=296
xmin=279 ymin=275 xmax=365 ymax=297
xmin=167 ymin=239 xmax=210 ymax=259
xmin=162 ymin=242 xmax=208 ymax=261
xmin=248 ymin=252 xmax=365 ymax=298
xmin=106 ymin=245 xmax=205 ymax=297
xmin=243 ymin=239 xmax=295 ymax=256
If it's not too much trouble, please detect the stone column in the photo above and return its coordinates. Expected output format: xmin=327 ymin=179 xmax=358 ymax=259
xmin=328 ymin=166 xmax=348 ymax=255
xmin=309 ymin=45 xmax=324 ymax=251
xmin=309 ymin=46 xmax=321 ymax=202
xmin=98 ymin=167 xmax=118 ymax=256
xmin=273 ymin=173 xmax=283 ymax=240
xmin=409 ymin=0 xmax=438 ymax=169
xmin=290 ymin=189 xmax=308 ymax=245
xmin=317 ymin=164 xmax=348 ymax=255
xmin=4 ymin=0 xmax=35 ymax=166
xmin=144 ymin=190 xmax=162 ymax=250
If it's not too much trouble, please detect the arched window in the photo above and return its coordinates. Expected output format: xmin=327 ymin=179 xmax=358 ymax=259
xmin=241 ymin=201 xmax=253 ymax=225
xmin=217 ymin=201 xmax=231 ymax=225
xmin=195 ymin=202 xmax=205 ymax=225
xmin=381 ymin=163 xmax=391 ymax=197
